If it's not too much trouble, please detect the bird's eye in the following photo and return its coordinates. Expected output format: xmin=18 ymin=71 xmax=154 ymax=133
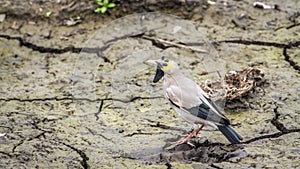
xmin=162 ymin=63 xmax=168 ymax=67
xmin=161 ymin=56 xmax=168 ymax=61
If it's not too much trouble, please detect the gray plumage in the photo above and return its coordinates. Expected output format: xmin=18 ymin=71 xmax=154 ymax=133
xmin=147 ymin=57 xmax=243 ymax=144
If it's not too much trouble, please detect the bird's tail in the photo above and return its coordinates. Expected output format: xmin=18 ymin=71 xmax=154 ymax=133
xmin=217 ymin=125 xmax=243 ymax=144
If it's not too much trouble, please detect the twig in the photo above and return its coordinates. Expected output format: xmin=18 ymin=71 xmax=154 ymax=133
xmin=142 ymin=35 xmax=208 ymax=53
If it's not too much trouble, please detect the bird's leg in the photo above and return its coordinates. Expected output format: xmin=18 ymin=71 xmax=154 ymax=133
xmin=180 ymin=128 xmax=195 ymax=137
xmin=172 ymin=124 xmax=204 ymax=146
xmin=194 ymin=124 xmax=204 ymax=137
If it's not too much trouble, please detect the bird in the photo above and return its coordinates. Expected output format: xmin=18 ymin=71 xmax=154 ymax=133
xmin=146 ymin=56 xmax=243 ymax=145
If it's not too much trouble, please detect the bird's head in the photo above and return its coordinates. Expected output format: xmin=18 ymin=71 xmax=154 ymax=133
xmin=146 ymin=56 xmax=179 ymax=83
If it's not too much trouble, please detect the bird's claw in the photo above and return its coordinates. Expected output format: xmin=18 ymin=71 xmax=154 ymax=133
xmin=186 ymin=141 xmax=195 ymax=147
xmin=170 ymin=130 xmax=201 ymax=147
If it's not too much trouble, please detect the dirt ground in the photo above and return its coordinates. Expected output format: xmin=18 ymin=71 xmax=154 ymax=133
xmin=0 ymin=0 xmax=299 ymax=168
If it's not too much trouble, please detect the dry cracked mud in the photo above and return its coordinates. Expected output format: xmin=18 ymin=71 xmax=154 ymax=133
xmin=0 ymin=0 xmax=299 ymax=168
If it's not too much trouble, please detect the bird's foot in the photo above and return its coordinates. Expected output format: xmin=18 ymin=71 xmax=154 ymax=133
xmin=171 ymin=130 xmax=200 ymax=147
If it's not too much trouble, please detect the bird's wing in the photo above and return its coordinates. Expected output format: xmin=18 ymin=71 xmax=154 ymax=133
xmin=188 ymin=95 xmax=230 ymax=125
xmin=165 ymin=83 xmax=230 ymax=126
xmin=165 ymin=84 xmax=201 ymax=109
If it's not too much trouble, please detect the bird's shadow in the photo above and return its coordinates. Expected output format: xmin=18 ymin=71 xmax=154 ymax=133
xmin=160 ymin=137 xmax=247 ymax=164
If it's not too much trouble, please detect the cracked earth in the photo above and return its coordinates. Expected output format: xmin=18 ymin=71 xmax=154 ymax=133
xmin=0 ymin=0 xmax=299 ymax=168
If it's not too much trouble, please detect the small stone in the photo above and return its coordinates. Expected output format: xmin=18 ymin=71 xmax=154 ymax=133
xmin=11 ymin=21 xmax=23 ymax=30
xmin=0 ymin=14 xmax=5 ymax=22
xmin=40 ymin=29 xmax=52 ymax=39
xmin=45 ymin=11 xmax=52 ymax=17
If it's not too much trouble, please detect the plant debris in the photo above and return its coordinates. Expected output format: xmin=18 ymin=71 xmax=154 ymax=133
xmin=200 ymin=67 xmax=266 ymax=101
xmin=64 ymin=17 xmax=82 ymax=26
xmin=253 ymin=2 xmax=279 ymax=10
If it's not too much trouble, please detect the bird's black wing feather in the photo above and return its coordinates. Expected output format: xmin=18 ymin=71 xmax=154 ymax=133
xmin=184 ymin=97 xmax=230 ymax=125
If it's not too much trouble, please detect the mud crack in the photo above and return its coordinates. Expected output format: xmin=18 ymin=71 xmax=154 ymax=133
xmin=0 ymin=32 xmax=150 ymax=63
xmin=12 ymin=140 xmax=25 ymax=153
xmin=242 ymin=128 xmax=300 ymax=144
xmin=95 ymin=100 xmax=104 ymax=121
xmin=84 ymin=126 xmax=113 ymax=142
xmin=146 ymin=119 xmax=186 ymax=132
xmin=60 ymin=142 xmax=89 ymax=169
xmin=220 ymin=40 xmax=300 ymax=73
xmin=241 ymin=101 xmax=300 ymax=144
xmin=287 ymin=11 xmax=300 ymax=29
xmin=124 ymin=131 xmax=156 ymax=137
xmin=286 ymin=22 xmax=300 ymax=29
xmin=27 ymin=132 xmax=47 ymax=141
xmin=30 ymin=116 xmax=55 ymax=133
xmin=219 ymin=40 xmax=287 ymax=48
xmin=283 ymin=41 xmax=300 ymax=72
xmin=0 ymin=97 xmax=75 ymax=102
xmin=0 ymin=96 xmax=162 ymax=103
xmin=270 ymin=102 xmax=289 ymax=133
xmin=0 ymin=151 xmax=12 ymax=158
xmin=0 ymin=34 xmax=109 ymax=62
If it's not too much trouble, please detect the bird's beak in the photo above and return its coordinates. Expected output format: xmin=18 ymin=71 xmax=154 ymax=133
xmin=153 ymin=68 xmax=164 ymax=83
xmin=145 ymin=59 xmax=157 ymax=65
xmin=145 ymin=59 xmax=164 ymax=83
